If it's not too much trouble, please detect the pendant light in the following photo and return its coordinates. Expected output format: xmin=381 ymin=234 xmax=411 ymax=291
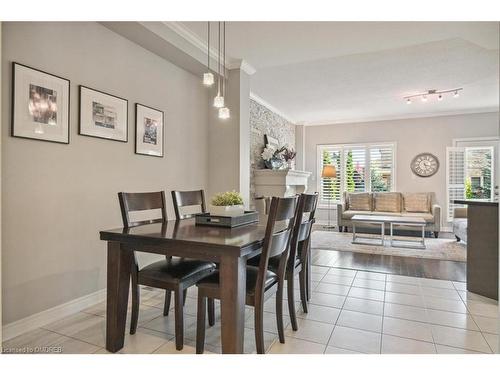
xmin=203 ymin=22 xmax=214 ymax=86
xmin=213 ymin=22 xmax=224 ymax=108
xmin=218 ymin=21 xmax=230 ymax=119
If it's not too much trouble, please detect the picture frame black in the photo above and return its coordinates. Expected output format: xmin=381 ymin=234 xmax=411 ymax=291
xmin=11 ymin=62 xmax=71 ymax=144
xmin=135 ymin=103 xmax=164 ymax=158
xmin=78 ymin=85 xmax=128 ymax=143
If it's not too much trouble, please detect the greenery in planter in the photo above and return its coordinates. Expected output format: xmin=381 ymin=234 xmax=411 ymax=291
xmin=211 ymin=191 xmax=244 ymax=206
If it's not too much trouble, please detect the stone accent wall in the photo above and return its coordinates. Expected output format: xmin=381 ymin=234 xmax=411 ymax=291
xmin=250 ymin=99 xmax=296 ymax=205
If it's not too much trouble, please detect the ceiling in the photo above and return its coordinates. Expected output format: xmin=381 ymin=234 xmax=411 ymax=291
xmin=180 ymin=22 xmax=499 ymax=124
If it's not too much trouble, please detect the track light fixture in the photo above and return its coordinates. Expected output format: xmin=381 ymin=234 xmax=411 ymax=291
xmin=403 ymin=88 xmax=463 ymax=104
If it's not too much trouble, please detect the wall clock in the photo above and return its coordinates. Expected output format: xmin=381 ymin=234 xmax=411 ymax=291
xmin=411 ymin=153 xmax=439 ymax=177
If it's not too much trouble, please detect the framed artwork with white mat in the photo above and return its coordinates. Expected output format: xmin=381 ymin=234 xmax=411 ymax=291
xmin=135 ymin=103 xmax=164 ymax=157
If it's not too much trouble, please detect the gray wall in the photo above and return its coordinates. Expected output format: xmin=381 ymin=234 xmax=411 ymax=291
xmin=304 ymin=112 xmax=499 ymax=227
xmin=1 ymin=22 xmax=209 ymax=324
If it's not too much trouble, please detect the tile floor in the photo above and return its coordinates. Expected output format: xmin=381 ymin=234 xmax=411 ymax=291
xmin=2 ymin=265 xmax=499 ymax=354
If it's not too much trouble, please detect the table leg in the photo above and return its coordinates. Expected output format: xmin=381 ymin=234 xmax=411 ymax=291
xmin=219 ymin=255 xmax=246 ymax=353
xmin=390 ymin=223 xmax=393 ymax=247
xmin=381 ymin=222 xmax=385 ymax=245
xmin=106 ymin=241 xmax=133 ymax=353
xmin=352 ymin=222 xmax=356 ymax=242
xmin=421 ymin=225 xmax=426 ymax=248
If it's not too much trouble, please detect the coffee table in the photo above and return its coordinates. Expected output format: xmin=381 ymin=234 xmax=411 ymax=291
xmin=351 ymin=215 xmax=426 ymax=249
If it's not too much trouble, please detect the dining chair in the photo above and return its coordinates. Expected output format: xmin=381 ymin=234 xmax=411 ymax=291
xmin=171 ymin=189 xmax=206 ymax=219
xmin=247 ymin=193 xmax=318 ymax=331
xmin=118 ymin=191 xmax=216 ymax=350
xmin=194 ymin=196 xmax=298 ymax=354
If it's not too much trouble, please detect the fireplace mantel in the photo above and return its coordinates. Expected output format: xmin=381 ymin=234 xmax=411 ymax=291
xmin=254 ymin=169 xmax=312 ymax=198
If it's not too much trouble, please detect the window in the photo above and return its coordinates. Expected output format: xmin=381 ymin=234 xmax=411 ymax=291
xmin=446 ymin=146 xmax=495 ymax=221
xmin=318 ymin=143 xmax=395 ymax=205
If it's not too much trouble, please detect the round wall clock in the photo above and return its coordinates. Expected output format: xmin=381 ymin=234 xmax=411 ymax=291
xmin=411 ymin=153 xmax=439 ymax=177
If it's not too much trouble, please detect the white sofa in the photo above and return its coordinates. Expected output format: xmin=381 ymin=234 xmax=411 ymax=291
xmin=336 ymin=192 xmax=441 ymax=237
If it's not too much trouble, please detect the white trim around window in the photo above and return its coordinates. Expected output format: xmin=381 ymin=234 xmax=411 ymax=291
xmin=316 ymin=141 xmax=397 ymax=207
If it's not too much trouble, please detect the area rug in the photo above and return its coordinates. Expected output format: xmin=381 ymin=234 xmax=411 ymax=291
xmin=310 ymin=230 xmax=466 ymax=262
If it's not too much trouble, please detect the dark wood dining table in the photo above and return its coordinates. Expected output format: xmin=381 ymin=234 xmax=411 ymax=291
xmin=100 ymin=218 xmax=267 ymax=354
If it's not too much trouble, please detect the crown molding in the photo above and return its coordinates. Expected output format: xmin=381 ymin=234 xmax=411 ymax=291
xmin=227 ymin=59 xmax=256 ymax=75
xmin=304 ymin=107 xmax=499 ymax=126
xmin=250 ymin=92 xmax=296 ymax=124
xmin=162 ymin=22 xmax=256 ymax=75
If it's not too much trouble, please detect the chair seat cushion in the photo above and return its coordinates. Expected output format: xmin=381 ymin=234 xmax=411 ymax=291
xmin=139 ymin=258 xmax=216 ymax=284
xmin=197 ymin=266 xmax=278 ymax=295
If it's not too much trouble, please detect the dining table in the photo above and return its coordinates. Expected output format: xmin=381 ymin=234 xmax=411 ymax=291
xmin=100 ymin=218 xmax=270 ymax=354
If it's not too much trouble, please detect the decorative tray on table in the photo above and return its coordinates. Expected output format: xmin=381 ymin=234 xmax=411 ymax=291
xmin=195 ymin=211 xmax=259 ymax=228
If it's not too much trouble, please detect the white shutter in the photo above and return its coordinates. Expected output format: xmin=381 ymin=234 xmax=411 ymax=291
xmin=446 ymin=147 xmax=466 ymax=221
xmin=319 ymin=147 xmax=342 ymax=203
xmin=344 ymin=147 xmax=366 ymax=192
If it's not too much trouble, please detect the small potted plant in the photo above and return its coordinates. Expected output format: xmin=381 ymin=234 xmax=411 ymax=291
xmin=209 ymin=191 xmax=245 ymax=217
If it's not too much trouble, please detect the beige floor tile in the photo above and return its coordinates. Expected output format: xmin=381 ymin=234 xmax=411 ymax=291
xmin=245 ymin=311 xmax=291 ymax=335
xmin=297 ymin=304 xmax=340 ymax=324
xmin=321 ymin=274 xmax=354 ymax=286
xmin=385 ymin=274 xmax=421 ymax=285
xmin=328 ymin=326 xmax=381 ymax=354
xmin=471 ymin=315 xmax=498 ymax=335
xmin=242 ymin=328 xmax=277 ymax=354
xmin=94 ymin=348 xmax=119 ymax=354
xmin=284 ymin=318 xmax=334 ymax=344
xmin=420 ymin=286 xmax=461 ymax=300
xmin=382 ymin=317 xmax=433 ymax=342
xmin=201 ymin=324 xmax=276 ymax=354
xmin=483 ymin=333 xmax=499 ymax=353
xmin=327 ymin=268 xmax=357 ymax=277
xmin=324 ymin=345 xmax=362 ymax=354
xmin=383 ymin=303 xmax=428 ymax=323
xmin=2 ymin=328 xmax=66 ymax=353
xmin=418 ymin=278 xmax=454 ymax=289
xmin=343 ymin=297 xmax=384 ymax=315
xmin=118 ymin=328 xmax=171 ymax=354
xmin=282 ymin=287 xmax=302 ymax=301
xmin=426 ymin=309 xmax=479 ymax=331
xmin=263 ymin=297 xmax=299 ymax=316
xmin=66 ymin=319 xmax=106 ymax=347
xmin=43 ymin=312 xmax=104 ymax=338
xmin=381 ymin=335 xmax=436 ymax=354
xmin=384 ymin=291 xmax=425 ymax=308
xmin=355 ymin=271 xmax=386 ymax=281
xmin=337 ymin=310 xmax=382 ymax=333
xmin=315 ymin=282 xmax=350 ymax=296
xmin=431 ymin=324 xmax=492 ymax=353
xmin=352 ymin=278 xmax=385 ymax=291
xmin=458 ymin=291 xmax=498 ymax=305
xmin=152 ymin=340 xmax=215 ymax=354
xmin=385 ymin=282 xmax=421 ymax=295
xmin=466 ymin=301 xmax=499 ymax=318
xmin=452 ymin=281 xmax=467 ymax=291
xmin=424 ymin=295 xmax=467 ymax=313
xmin=311 ymin=266 xmax=330 ymax=275
xmin=435 ymin=344 xmax=483 ymax=354
xmin=53 ymin=336 xmax=102 ymax=354
xmin=348 ymin=287 xmax=384 ymax=302
xmin=269 ymin=337 xmax=326 ymax=354
xmin=141 ymin=313 xmax=198 ymax=336
xmin=309 ymin=292 xmax=346 ymax=309
xmin=310 ymin=273 xmax=326 ymax=282
xmin=83 ymin=301 xmax=106 ymax=317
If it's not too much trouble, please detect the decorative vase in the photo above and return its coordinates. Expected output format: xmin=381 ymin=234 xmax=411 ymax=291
xmin=264 ymin=157 xmax=284 ymax=170
xmin=209 ymin=204 xmax=245 ymax=217
xmin=287 ymin=160 xmax=295 ymax=170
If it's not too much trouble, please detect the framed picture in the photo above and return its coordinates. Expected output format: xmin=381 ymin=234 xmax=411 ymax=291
xmin=264 ymin=134 xmax=279 ymax=149
xmin=135 ymin=103 xmax=164 ymax=157
xmin=11 ymin=62 xmax=70 ymax=144
xmin=79 ymin=85 xmax=128 ymax=142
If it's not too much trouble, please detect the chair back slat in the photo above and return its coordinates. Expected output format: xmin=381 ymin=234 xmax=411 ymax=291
xmin=288 ymin=193 xmax=319 ymax=270
xmin=171 ymin=190 xmax=206 ymax=220
xmin=254 ymin=196 xmax=298 ymax=303
xmin=118 ymin=191 xmax=167 ymax=228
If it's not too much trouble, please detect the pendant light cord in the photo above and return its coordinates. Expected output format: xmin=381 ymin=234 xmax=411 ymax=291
xmin=207 ymin=22 xmax=210 ymax=70
xmin=222 ymin=22 xmax=226 ymax=97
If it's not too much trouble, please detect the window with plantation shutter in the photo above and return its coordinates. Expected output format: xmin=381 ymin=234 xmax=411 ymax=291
xmin=317 ymin=143 xmax=395 ymax=205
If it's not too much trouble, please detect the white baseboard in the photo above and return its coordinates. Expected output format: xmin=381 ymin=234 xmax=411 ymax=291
xmin=2 ymin=288 xmax=106 ymax=342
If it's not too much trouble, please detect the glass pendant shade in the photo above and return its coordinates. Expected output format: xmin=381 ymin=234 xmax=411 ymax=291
xmin=213 ymin=95 xmax=224 ymax=108
xmin=203 ymin=72 xmax=214 ymax=86
xmin=218 ymin=107 xmax=230 ymax=119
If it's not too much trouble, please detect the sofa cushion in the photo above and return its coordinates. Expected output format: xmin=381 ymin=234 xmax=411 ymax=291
xmin=403 ymin=193 xmax=431 ymax=213
xmin=373 ymin=193 xmax=401 ymax=212
xmin=342 ymin=210 xmax=402 ymax=220
xmin=401 ymin=212 xmax=435 ymax=223
xmin=347 ymin=192 xmax=372 ymax=211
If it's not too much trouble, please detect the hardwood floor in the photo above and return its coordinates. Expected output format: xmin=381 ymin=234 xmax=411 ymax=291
xmin=310 ymin=231 xmax=466 ymax=282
